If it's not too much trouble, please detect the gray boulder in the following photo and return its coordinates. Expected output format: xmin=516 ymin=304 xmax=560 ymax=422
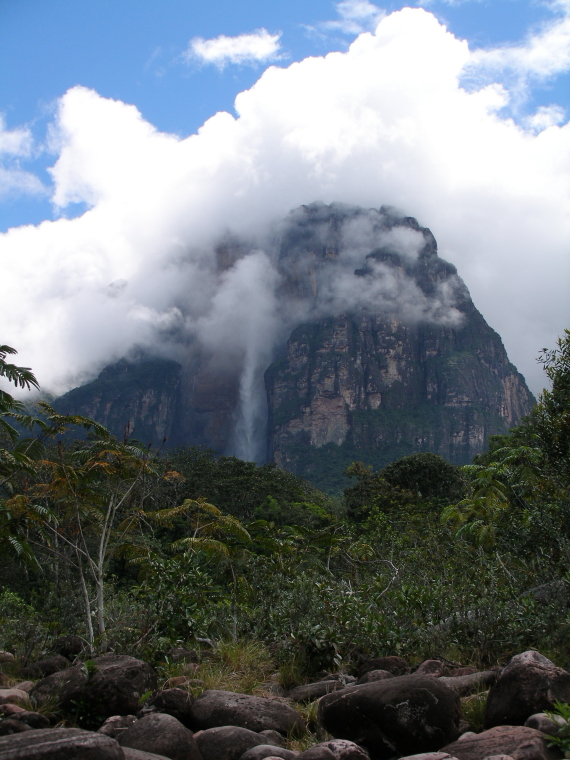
xmin=442 ymin=725 xmax=562 ymax=760
xmin=288 ymin=681 xmax=345 ymax=702
xmin=0 ymin=690 xmax=28 ymax=706
xmin=240 ymin=745 xmax=297 ymax=760
xmin=259 ymin=730 xmax=287 ymax=747
xmin=97 ymin=715 xmax=138 ymax=739
xmin=144 ymin=688 xmax=195 ymax=729
xmin=439 ymin=671 xmax=498 ymax=697
xmin=191 ymin=690 xmax=305 ymax=734
xmin=0 ymin=727 xmax=123 ymax=759
xmin=0 ymin=720 xmax=32 ymax=736
xmin=318 ymin=674 xmax=460 ymax=760
xmin=485 ymin=651 xmax=570 ymax=728
xmin=195 ymin=725 xmax=267 ymax=760
xmin=415 ymin=661 xmax=446 ymax=677
xmin=119 ymin=712 xmax=202 ymax=760
xmin=356 ymin=671 xmax=394 ymax=685
xmin=298 ymin=748 xmax=336 ymax=760
xmin=318 ymin=739 xmax=370 ymax=760
xmin=525 ymin=713 xmax=567 ymax=735
xmin=122 ymin=750 xmax=172 ymax=760
xmin=31 ymin=654 xmax=157 ymax=719
xmin=11 ymin=711 xmax=50 ymax=729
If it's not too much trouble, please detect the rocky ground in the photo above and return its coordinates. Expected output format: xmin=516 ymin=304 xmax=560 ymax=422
xmin=0 ymin=647 xmax=568 ymax=760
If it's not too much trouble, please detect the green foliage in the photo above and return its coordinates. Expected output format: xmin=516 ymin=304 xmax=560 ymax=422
xmin=545 ymin=701 xmax=570 ymax=754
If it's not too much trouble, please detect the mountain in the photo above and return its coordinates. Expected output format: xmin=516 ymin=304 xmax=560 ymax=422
xmin=54 ymin=202 xmax=535 ymax=487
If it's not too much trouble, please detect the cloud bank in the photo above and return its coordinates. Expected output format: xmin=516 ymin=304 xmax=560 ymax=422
xmin=1 ymin=7 xmax=569 ymax=423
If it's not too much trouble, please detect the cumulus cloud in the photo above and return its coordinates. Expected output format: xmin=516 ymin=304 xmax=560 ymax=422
xmin=0 ymin=6 xmax=569 ymax=444
xmin=312 ymin=0 xmax=385 ymax=36
xmin=186 ymin=28 xmax=282 ymax=68
xmin=0 ymin=116 xmax=46 ymax=200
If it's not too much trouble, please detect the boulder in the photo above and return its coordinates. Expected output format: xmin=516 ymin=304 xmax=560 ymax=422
xmin=0 ymin=654 xmax=14 ymax=664
xmin=195 ymin=725 xmax=267 ymax=760
xmin=356 ymin=657 xmax=410 ymax=679
xmin=31 ymin=654 xmax=157 ymax=719
xmin=415 ymin=661 xmax=446 ymax=677
xmin=240 ymin=745 xmax=297 ymax=760
xmin=447 ymin=669 xmax=479 ymax=678
xmin=318 ymin=674 xmax=461 ymax=760
xmin=122 ymin=750 xmax=172 ymax=760
xmin=13 ymin=682 xmax=34 ymax=693
xmin=288 ymin=681 xmax=345 ymax=702
xmin=51 ymin=635 xmax=86 ymax=660
xmin=524 ymin=713 xmax=567 ymax=734
xmin=119 ymin=713 xmax=202 ymax=760
xmin=318 ymin=739 xmax=371 ymax=760
xmin=259 ymin=730 xmax=287 ymax=747
xmin=356 ymin=671 xmax=395 ymax=685
xmin=0 ymin=727 xmax=123 ymax=758
xmin=0 ymin=705 xmax=25 ymax=716
xmin=0 ymin=720 xmax=31 ymax=736
xmin=97 ymin=715 xmax=138 ymax=738
xmin=191 ymin=690 xmax=305 ymax=735
xmin=439 ymin=672 xmax=498 ymax=697
xmin=442 ymin=725 xmax=562 ymax=760
xmin=12 ymin=711 xmax=50 ymax=729
xmin=485 ymin=652 xmax=570 ymax=728
xmin=24 ymin=655 xmax=71 ymax=679
xmin=145 ymin=688 xmax=195 ymax=728
xmin=398 ymin=754 xmax=458 ymax=760
xmin=298 ymin=748 xmax=335 ymax=760
xmin=0 ymin=690 xmax=28 ymax=706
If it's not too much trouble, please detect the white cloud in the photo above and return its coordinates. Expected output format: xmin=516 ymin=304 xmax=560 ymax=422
xmin=307 ymin=0 xmax=385 ymax=37
xmin=0 ymin=115 xmax=46 ymax=199
xmin=186 ymin=29 xmax=282 ymax=69
xmin=0 ymin=6 xmax=569 ymax=417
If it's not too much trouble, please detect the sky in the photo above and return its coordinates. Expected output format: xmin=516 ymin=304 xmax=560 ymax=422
xmin=1 ymin=0 xmax=569 ymax=405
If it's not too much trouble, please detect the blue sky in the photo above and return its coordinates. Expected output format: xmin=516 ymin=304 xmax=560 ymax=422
xmin=1 ymin=0 xmax=568 ymax=231
xmin=0 ymin=0 xmax=569 ymax=398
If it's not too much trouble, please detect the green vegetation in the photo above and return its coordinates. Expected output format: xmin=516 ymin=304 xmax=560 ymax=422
xmin=1 ymin=331 xmax=570 ymax=681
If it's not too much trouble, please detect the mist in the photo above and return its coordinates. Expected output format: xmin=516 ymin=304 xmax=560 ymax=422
xmin=1 ymin=7 xmax=569 ymax=450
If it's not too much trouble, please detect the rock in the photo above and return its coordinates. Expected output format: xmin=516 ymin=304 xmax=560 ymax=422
xmin=166 ymin=676 xmax=192 ymax=688
xmin=260 ymin=683 xmax=287 ymax=697
xmin=259 ymin=730 xmax=287 ymax=747
xmin=483 ymin=756 xmax=515 ymax=760
xmin=0 ymin=720 xmax=32 ymax=735
xmin=356 ymin=671 xmax=395 ymax=685
xmin=191 ymin=690 xmax=305 ymax=734
xmin=24 ymin=655 xmax=71 ymax=679
xmin=195 ymin=725 xmax=267 ymax=760
xmin=51 ymin=635 xmax=86 ymax=660
xmin=119 ymin=713 xmax=202 ymax=760
xmin=298 ymin=748 xmax=336 ymax=760
xmin=318 ymin=674 xmax=460 ymax=760
xmin=485 ymin=652 xmax=570 ymax=728
xmin=442 ymin=725 xmax=562 ymax=760
xmin=0 ymin=689 xmax=28 ymax=706
xmin=318 ymin=739 xmax=371 ymax=760
xmin=31 ymin=654 xmax=157 ymax=719
xmin=13 ymin=682 xmax=34 ymax=693
xmin=122 ymin=750 xmax=172 ymax=760
xmin=240 ymin=745 xmax=297 ymax=760
xmin=524 ymin=713 xmax=567 ymax=735
xmin=398 ymin=754 xmax=458 ymax=760
xmin=0 ymin=727 xmax=123 ymax=758
xmin=439 ymin=672 xmax=498 ymax=697
xmin=0 ymin=705 xmax=25 ymax=716
xmin=12 ymin=711 xmax=50 ymax=729
xmin=145 ymin=688 xmax=195 ymax=729
xmin=97 ymin=715 xmax=138 ymax=738
xmin=457 ymin=734 xmax=477 ymax=742
xmin=288 ymin=681 xmax=345 ymax=702
xmin=356 ymin=657 xmax=410 ymax=679
xmin=415 ymin=661 xmax=446 ymax=677
xmin=0 ymin=653 xmax=14 ymax=664
xmin=447 ymin=669 xmax=479 ymax=678
xmin=166 ymin=647 xmax=199 ymax=663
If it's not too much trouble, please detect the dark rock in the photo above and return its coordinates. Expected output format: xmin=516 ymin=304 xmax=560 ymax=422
xmin=298 ymin=748 xmax=336 ymax=760
xmin=13 ymin=682 xmax=34 ymax=693
xmin=195 ymin=725 xmax=267 ymax=760
xmin=0 ymin=654 xmax=14 ymax=664
xmin=416 ymin=661 xmax=446 ymax=677
xmin=97 ymin=715 xmax=138 ymax=738
xmin=259 ymin=730 xmax=287 ymax=747
xmin=240 ymin=744 xmax=297 ymax=760
xmin=31 ymin=654 xmax=157 ymax=719
xmin=0 ymin=689 xmax=28 ymax=706
xmin=0 ymin=705 xmax=25 ymax=716
xmin=318 ymin=739 xmax=370 ymax=760
xmin=356 ymin=657 xmax=410 ymax=679
xmin=439 ymin=671 xmax=498 ymax=697
xmin=12 ymin=711 xmax=50 ymax=729
xmin=119 ymin=713 xmax=202 ymax=760
xmin=318 ymin=674 xmax=461 ymax=760
xmin=24 ymin=655 xmax=71 ymax=679
xmin=398 ymin=754 xmax=458 ymax=760
xmin=147 ymin=688 xmax=195 ymax=729
xmin=191 ymin=690 xmax=305 ymax=734
xmin=51 ymin=635 xmax=86 ymax=660
xmin=356 ymin=671 xmax=395 ymax=685
xmin=288 ymin=681 xmax=345 ymax=702
xmin=0 ymin=719 xmax=32 ymax=735
xmin=442 ymin=725 xmax=562 ymax=760
xmin=485 ymin=652 xmax=570 ymax=728
xmin=0 ymin=727 xmax=123 ymax=758
xmin=122 ymin=750 xmax=172 ymax=760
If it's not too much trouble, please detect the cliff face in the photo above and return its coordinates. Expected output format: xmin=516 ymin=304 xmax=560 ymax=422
xmin=54 ymin=202 xmax=535 ymax=483
xmin=265 ymin=204 xmax=534 ymax=486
